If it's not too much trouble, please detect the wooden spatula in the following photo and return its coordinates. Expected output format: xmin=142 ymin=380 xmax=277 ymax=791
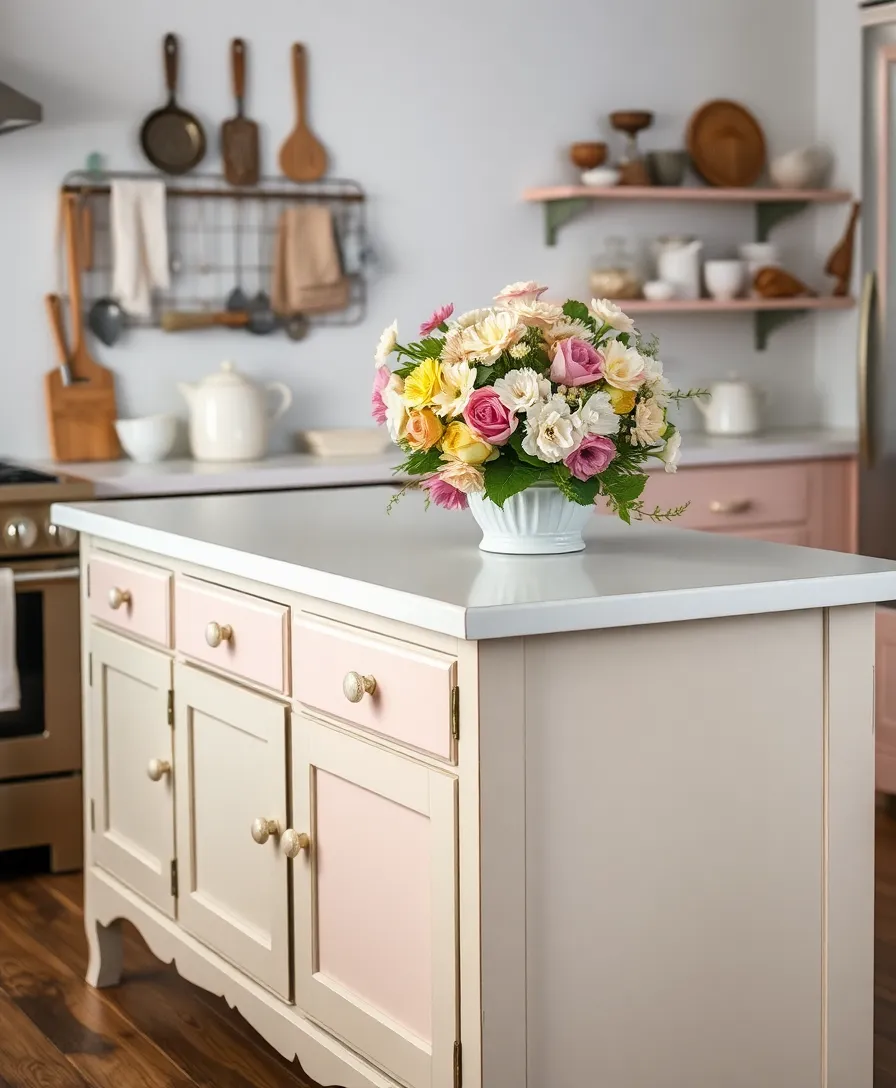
xmin=278 ymin=43 xmax=328 ymax=182
xmin=222 ymin=39 xmax=260 ymax=187
xmin=43 ymin=194 xmax=121 ymax=462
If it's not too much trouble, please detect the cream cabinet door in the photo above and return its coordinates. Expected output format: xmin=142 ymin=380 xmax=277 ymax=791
xmin=293 ymin=718 xmax=459 ymax=1088
xmin=174 ymin=664 xmax=290 ymax=998
xmin=89 ymin=627 xmax=174 ymax=917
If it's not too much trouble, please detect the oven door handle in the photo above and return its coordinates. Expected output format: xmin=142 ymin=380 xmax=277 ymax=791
xmin=12 ymin=566 xmax=80 ymax=585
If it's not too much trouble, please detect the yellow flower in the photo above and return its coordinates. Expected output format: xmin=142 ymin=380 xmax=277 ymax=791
xmin=441 ymin=421 xmax=494 ymax=465
xmin=405 ymin=408 xmax=444 ymax=451
xmin=607 ymin=387 xmax=636 ymax=415
xmin=403 ymin=358 xmax=442 ymax=409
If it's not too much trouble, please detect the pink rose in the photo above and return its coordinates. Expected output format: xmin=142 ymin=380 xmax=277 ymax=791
xmin=371 ymin=365 xmax=390 ymax=424
xmin=420 ymin=474 xmax=468 ymax=511
xmin=419 ymin=303 xmax=454 ymax=338
xmin=564 ymin=434 xmax=617 ymax=480
xmin=549 ymin=337 xmax=604 ymax=387
xmin=463 ymin=386 xmax=518 ymax=445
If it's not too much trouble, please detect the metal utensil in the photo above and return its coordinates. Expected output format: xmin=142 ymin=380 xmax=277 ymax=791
xmin=88 ymin=297 xmax=125 ymax=346
xmin=221 ymin=39 xmax=260 ymax=187
xmin=284 ymin=313 xmax=310 ymax=340
xmin=140 ymin=33 xmax=206 ymax=175
xmin=225 ymin=201 xmax=249 ymax=313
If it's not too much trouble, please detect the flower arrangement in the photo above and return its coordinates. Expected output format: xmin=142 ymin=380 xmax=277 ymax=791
xmin=372 ymin=282 xmax=703 ymax=523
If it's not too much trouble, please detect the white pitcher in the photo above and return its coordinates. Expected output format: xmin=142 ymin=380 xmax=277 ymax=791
xmin=695 ymin=377 xmax=762 ymax=436
xmin=655 ymin=237 xmax=703 ymax=300
xmin=178 ymin=361 xmax=293 ymax=462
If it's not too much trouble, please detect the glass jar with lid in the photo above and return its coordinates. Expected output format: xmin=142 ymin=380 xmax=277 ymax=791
xmin=589 ymin=236 xmax=643 ymax=300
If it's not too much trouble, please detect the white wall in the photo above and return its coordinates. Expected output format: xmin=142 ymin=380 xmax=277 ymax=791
xmin=1 ymin=0 xmax=825 ymax=458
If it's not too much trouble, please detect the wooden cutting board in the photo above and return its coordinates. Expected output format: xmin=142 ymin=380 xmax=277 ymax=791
xmin=222 ymin=39 xmax=259 ymax=187
xmin=278 ymin=43 xmax=327 ymax=182
xmin=44 ymin=193 xmax=121 ymax=462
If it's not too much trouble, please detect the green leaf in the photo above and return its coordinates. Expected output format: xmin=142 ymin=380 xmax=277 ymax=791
xmin=474 ymin=364 xmax=496 ymax=388
xmin=554 ymin=467 xmax=601 ymax=506
xmin=483 ymin=456 xmax=547 ymax=508
xmin=393 ymin=363 xmax=416 ymax=379
xmin=418 ymin=337 xmax=444 ymax=359
xmin=562 ymin=300 xmax=594 ymax=329
xmin=603 ymin=472 xmax=646 ymax=505
xmin=507 ymin=427 xmax=547 ymax=468
xmin=397 ymin=447 xmax=442 ymax=476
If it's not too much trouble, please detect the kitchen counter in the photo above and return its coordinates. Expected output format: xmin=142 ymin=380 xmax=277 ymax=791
xmin=30 ymin=428 xmax=856 ymax=498
xmin=53 ymin=482 xmax=894 ymax=640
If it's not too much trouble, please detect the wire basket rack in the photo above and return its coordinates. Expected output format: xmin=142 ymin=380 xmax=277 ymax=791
xmin=60 ymin=170 xmax=371 ymax=335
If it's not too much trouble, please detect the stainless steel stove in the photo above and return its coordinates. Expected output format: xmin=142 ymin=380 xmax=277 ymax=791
xmin=0 ymin=460 xmax=94 ymax=871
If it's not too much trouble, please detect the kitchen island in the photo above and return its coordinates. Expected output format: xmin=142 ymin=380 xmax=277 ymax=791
xmin=54 ymin=487 xmax=896 ymax=1088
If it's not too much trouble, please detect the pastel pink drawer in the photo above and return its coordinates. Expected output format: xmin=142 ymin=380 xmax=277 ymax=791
xmin=643 ymin=462 xmax=810 ymax=531
xmin=175 ymin=577 xmax=289 ymax=693
xmin=293 ymin=616 xmax=457 ymax=761
xmin=88 ymin=554 xmax=172 ymax=647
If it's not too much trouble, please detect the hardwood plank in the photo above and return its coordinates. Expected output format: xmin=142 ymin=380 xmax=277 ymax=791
xmin=0 ymin=988 xmax=92 ymax=1088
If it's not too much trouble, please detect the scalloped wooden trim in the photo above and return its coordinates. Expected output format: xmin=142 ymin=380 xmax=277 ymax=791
xmin=86 ymin=867 xmax=397 ymax=1088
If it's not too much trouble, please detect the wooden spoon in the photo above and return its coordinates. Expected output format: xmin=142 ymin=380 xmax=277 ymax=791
xmin=278 ymin=43 xmax=327 ymax=182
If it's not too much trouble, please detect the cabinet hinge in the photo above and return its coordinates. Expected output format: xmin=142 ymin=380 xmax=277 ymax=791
xmin=170 ymin=859 xmax=178 ymax=898
xmin=90 ymin=799 xmax=95 ymax=832
xmin=167 ymin=690 xmax=174 ymax=727
xmin=451 ymin=686 xmax=460 ymax=741
xmin=88 ymin=653 xmax=93 ymax=687
xmin=453 ymin=1041 xmax=462 ymax=1088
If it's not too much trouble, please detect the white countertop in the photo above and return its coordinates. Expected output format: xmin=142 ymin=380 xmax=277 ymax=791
xmin=53 ymin=484 xmax=896 ymax=640
xmin=30 ymin=428 xmax=857 ymax=499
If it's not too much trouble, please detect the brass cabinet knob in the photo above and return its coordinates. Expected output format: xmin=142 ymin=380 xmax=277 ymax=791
xmin=281 ymin=830 xmax=311 ymax=859
xmin=147 ymin=758 xmax=171 ymax=782
xmin=709 ymin=499 xmax=752 ymax=515
xmin=251 ymin=817 xmax=280 ymax=845
xmin=205 ymin=621 xmax=233 ymax=648
xmin=108 ymin=586 xmax=131 ymax=610
xmin=342 ymin=671 xmax=376 ymax=703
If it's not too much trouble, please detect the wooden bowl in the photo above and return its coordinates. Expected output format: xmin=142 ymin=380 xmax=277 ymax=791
xmin=569 ymin=141 xmax=607 ymax=170
xmin=609 ymin=111 xmax=654 ymax=136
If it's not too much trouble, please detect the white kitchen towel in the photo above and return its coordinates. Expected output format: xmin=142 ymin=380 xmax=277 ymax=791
xmin=111 ymin=180 xmax=170 ymax=318
xmin=0 ymin=568 xmax=19 ymax=713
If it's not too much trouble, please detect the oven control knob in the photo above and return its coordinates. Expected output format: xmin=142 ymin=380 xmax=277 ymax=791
xmin=3 ymin=517 xmax=37 ymax=549
xmin=47 ymin=522 xmax=77 ymax=549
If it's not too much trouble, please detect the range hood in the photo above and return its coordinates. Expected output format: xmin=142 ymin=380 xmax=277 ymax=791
xmin=0 ymin=80 xmax=42 ymax=135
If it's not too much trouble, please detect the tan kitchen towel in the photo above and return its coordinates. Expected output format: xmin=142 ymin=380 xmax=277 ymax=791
xmin=271 ymin=205 xmax=350 ymax=315
xmin=111 ymin=179 xmax=170 ymax=318
xmin=0 ymin=568 xmax=19 ymax=713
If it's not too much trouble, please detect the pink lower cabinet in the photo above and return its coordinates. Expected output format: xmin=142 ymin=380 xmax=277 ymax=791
xmin=173 ymin=663 xmax=291 ymax=998
xmin=88 ymin=626 xmax=175 ymax=917
xmin=292 ymin=718 xmax=459 ymax=1088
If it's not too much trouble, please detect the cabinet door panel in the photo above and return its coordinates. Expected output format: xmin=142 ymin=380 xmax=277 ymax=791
xmin=174 ymin=664 xmax=290 ymax=998
xmin=877 ymin=606 xmax=896 ymax=793
xmin=90 ymin=627 xmax=174 ymax=916
xmin=293 ymin=719 xmax=458 ymax=1088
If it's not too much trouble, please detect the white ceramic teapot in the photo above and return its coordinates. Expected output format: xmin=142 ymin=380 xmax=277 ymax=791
xmin=696 ymin=376 xmax=762 ymax=437
xmin=178 ymin=361 xmax=293 ymax=462
xmin=655 ymin=236 xmax=704 ymax=300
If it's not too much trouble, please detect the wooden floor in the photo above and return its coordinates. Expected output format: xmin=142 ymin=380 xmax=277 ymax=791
xmin=7 ymin=814 xmax=896 ymax=1086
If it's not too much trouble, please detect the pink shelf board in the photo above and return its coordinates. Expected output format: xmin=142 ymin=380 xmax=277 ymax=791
xmin=616 ymin=297 xmax=855 ymax=313
xmin=523 ymin=185 xmax=853 ymax=204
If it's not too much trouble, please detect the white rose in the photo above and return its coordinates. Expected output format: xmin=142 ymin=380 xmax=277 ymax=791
xmin=462 ymin=310 xmax=525 ymax=362
xmin=375 ymin=320 xmax=398 ymax=366
xmin=630 ymin=398 xmax=667 ymax=447
xmin=661 ymin=428 xmax=682 ymax=473
xmin=603 ymin=339 xmax=646 ymax=391
xmin=383 ymin=374 xmax=408 ymax=443
xmin=439 ymin=460 xmax=485 ymax=493
xmin=577 ymin=390 xmax=620 ymax=437
xmin=522 ymin=395 xmax=582 ymax=463
xmin=493 ymin=367 xmax=552 ymax=412
xmin=590 ymin=298 xmax=636 ymax=334
xmin=499 ymin=298 xmax=564 ymax=330
xmin=432 ymin=360 xmax=476 ymax=419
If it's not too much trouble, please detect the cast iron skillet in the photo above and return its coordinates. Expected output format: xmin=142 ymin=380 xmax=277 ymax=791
xmin=140 ymin=33 xmax=206 ymax=175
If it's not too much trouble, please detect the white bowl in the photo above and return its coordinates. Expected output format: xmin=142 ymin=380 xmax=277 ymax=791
xmin=738 ymin=243 xmax=780 ymax=294
xmin=769 ymin=146 xmax=833 ymax=190
xmin=643 ymin=280 xmax=676 ymax=302
xmin=297 ymin=428 xmax=392 ymax=458
xmin=115 ymin=415 xmax=178 ymax=463
xmin=580 ymin=167 xmax=621 ymax=187
xmin=704 ymin=259 xmax=746 ymax=301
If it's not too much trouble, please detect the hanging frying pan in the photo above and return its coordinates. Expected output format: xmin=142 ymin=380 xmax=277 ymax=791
xmin=140 ymin=33 xmax=206 ymax=175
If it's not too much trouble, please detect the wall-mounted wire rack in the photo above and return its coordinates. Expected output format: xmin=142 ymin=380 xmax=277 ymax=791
xmin=59 ymin=170 xmax=371 ymax=335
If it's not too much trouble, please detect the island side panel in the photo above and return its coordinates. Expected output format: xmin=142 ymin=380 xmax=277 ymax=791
xmin=523 ymin=609 xmax=826 ymax=1088
xmin=826 ymin=605 xmax=875 ymax=1086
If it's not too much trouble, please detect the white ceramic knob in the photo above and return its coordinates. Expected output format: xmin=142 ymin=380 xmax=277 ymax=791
xmin=205 ymin=621 xmax=233 ymax=648
xmin=251 ymin=817 xmax=279 ymax=845
xmin=281 ymin=830 xmax=311 ymax=859
xmin=342 ymin=671 xmax=377 ymax=703
xmin=147 ymin=758 xmax=171 ymax=782
xmin=108 ymin=586 xmax=131 ymax=610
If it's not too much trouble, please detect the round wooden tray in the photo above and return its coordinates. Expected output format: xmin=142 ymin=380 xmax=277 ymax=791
xmin=686 ymin=100 xmax=766 ymax=188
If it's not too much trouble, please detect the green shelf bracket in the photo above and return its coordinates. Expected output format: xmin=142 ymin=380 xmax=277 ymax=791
xmin=754 ymin=307 xmax=809 ymax=350
xmin=755 ymin=200 xmax=810 ymax=242
xmin=543 ymin=198 xmax=589 ymax=246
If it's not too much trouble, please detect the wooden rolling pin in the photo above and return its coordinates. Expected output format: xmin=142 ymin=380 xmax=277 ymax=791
xmin=161 ymin=310 xmax=250 ymax=332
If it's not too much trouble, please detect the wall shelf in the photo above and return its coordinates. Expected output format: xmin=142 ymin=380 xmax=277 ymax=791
xmin=613 ymin=295 xmax=855 ymax=350
xmin=522 ymin=185 xmax=854 ymax=246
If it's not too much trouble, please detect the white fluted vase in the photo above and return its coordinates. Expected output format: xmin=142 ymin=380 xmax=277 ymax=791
xmin=468 ymin=485 xmax=593 ymax=554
